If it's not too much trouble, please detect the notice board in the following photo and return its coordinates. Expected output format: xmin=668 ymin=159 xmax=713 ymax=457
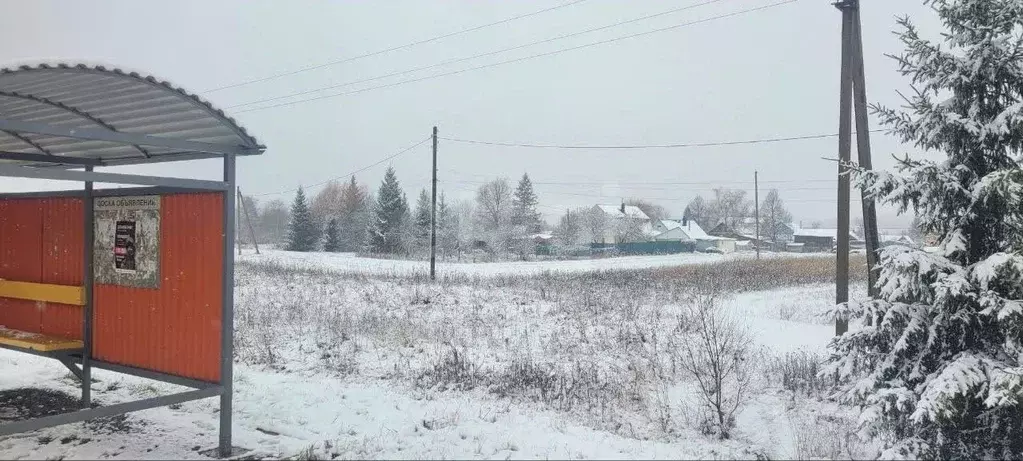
xmin=94 ymin=195 xmax=161 ymax=288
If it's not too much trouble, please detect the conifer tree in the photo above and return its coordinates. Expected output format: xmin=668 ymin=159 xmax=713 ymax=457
xmin=826 ymin=2 xmax=1023 ymax=458
xmin=369 ymin=167 xmax=411 ymax=253
xmin=511 ymin=173 xmax=543 ymax=234
xmin=413 ymin=188 xmax=432 ymax=251
xmin=436 ymin=192 xmax=457 ymax=256
xmin=285 ymin=186 xmax=320 ymax=252
xmin=323 ymin=218 xmax=341 ymax=252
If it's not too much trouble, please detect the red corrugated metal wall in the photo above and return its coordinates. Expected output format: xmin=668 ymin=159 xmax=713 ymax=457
xmin=0 ymin=191 xmax=223 ymax=382
xmin=0 ymin=198 xmax=47 ymax=334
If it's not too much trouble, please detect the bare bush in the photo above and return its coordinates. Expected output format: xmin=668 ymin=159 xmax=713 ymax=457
xmin=790 ymin=412 xmax=869 ymax=460
xmin=673 ymin=292 xmax=753 ymax=439
xmin=766 ymin=351 xmax=828 ymax=398
xmin=416 ymin=345 xmax=485 ymax=391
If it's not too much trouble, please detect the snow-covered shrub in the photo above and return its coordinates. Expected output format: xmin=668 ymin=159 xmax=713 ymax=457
xmin=672 ymin=292 xmax=753 ymax=439
xmin=826 ymin=2 xmax=1023 ymax=458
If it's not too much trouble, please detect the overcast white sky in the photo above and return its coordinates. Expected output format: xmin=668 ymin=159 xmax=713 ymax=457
xmin=0 ymin=0 xmax=941 ymax=229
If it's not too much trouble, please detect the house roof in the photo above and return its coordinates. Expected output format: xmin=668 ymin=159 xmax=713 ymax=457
xmin=659 ymin=219 xmax=683 ymax=231
xmin=650 ymin=220 xmax=713 ymax=242
xmin=682 ymin=221 xmax=710 ymax=239
xmin=880 ymin=234 xmax=915 ymax=244
xmin=0 ymin=63 xmax=264 ymax=168
xmin=596 ymin=204 xmax=649 ymax=220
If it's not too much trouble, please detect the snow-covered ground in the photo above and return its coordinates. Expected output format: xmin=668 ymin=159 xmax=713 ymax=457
xmin=238 ymin=249 xmax=822 ymax=277
xmin=1 ymin=254 xmax=872 ymax=460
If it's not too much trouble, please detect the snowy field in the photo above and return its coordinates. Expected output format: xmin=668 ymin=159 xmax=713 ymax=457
xmin=1 ymin=254 xmax=874 ymax=460
xmin=237 ymin=249 xmax=822 ymax=277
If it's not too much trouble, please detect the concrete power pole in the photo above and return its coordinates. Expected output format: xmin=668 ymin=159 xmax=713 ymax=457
xmin=430 ymin=126 xmax=438 ymax=281
xmin=835 ymin=0 xmax=855 ymax=336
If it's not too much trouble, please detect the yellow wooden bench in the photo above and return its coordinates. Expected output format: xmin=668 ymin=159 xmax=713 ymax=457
xmin=0 ymin=327 xmax=83 ymax=352
xmin=0 ymin=280 xmax=85 ymax=352
xmin=0 ymin=280 xmax=85 ymax=306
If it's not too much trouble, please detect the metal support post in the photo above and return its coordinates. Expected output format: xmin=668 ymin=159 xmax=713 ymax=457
xmin=82 ymin=165 xmax=94 ymax=408
xmin=219 ymin=154 xmax=237 ymax=457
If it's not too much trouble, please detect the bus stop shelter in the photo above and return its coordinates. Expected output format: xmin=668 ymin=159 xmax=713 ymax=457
xmin=0 ymin=63 xmax=264 ymax=457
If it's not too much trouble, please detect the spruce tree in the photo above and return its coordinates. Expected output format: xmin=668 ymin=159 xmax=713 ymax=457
xmin=512 ymin=173 xmax=543 ymax=233
xmin=436 ymin=192 xmax=457 ymax=256
xmin=826 ymin=2 xmax=1023 ymax=458
xmin=413 ymin=188 xmax=432 ymax=251
xmin=369 ymin=167 xmax=411 ymax=254
xmin=339 ymin=176 xmax=370 ymax=251
xmin=323 ymin=218 xmax=341 ymax=252
xmin=285 ymin=187 xmax=320 ymax=252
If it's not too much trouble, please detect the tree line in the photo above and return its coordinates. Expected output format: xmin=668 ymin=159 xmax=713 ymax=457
xmin=239 ymin=167 xmax=548 ymax=258
xmin=240 ymin=172 xmax=803 ymax=255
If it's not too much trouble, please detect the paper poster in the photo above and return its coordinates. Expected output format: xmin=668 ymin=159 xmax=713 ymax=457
xmin=114 ymin=220 xmax=137 ymax=273
xmin=94 ymin=195 xmax=160 ymax=288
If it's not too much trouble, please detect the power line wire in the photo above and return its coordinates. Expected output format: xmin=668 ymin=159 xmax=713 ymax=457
xmin=440 ymin=129 xmax=883 ymax=149
xmin=226 ymin=0 xmax=731 ymax=109
xmin=251 ymin=136 xmax=431 ymax=197
xmin=441 ymin=183 xmax=859 ymax=203
xmin=441 ymin=179 xmax=837 ymax=192
xmin=235 ymin=0 xmax=799 ymax=114
xmin=441 ymin=168 xmax=836 ymax=185
xmin=205 ymin=0 xmax=591 ymax=93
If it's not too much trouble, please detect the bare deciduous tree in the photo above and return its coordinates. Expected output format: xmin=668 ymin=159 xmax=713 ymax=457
xmin=684 ymin=196 xmax=711 ymax=229
xmin=310 ymin=179 xmax=344 ymax=226
xmin=583 ymin=206 xmax=609 ymax=244
xmin=257 ymin=199 xmax=290 ymax=244
xmin=759 ymin=189 xmax=794 ymax=244
xmin=708 ymin=188 xmax=752 ymax=229
xmin=474 ymin=178 xmax=513 ymax=250
xmin=674 ymin=292 xmax=754 ymax=440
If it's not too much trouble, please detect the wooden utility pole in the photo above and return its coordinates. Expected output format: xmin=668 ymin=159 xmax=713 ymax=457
xmin=835 ymin=0 xmax=856 ymax=336
xmin=238 ymin=187 xmax=260 ymax=255
xmin=754 ymin=171 xmax=760 ymax=260
xmin=849 ymin=0 xmax=880 ymax=299
xmin=430 ymin=126 xmax=438 ymax=281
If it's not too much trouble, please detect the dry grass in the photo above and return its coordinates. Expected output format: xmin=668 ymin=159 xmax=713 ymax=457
xmin=233 ymin=253 xmax=865 ymax=442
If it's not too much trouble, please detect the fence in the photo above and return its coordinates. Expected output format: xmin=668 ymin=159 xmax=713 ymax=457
xmin=589 ymin=241 xmax=696 ymax=255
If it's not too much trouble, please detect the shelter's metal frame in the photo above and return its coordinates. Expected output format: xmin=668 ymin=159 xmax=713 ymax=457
xmin=0 ymin=64 xmax=265 ymax=457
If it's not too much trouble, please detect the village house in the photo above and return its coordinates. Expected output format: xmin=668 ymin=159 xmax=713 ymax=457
xmin=879 ymin=234 xmax=918 ymax=248
xmin=652 ymin=218 xmax=736 ymax=253
xmin=707 ymin=217 xmax=793 ymax=250
xmin=592 ymin=204 xmax=652 ymax=243
xmin=792 ymin=228 xmax=864 ymax=252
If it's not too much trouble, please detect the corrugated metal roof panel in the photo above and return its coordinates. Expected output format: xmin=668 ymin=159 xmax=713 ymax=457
xmin=0 ymin=63 xmax=264 ymax=168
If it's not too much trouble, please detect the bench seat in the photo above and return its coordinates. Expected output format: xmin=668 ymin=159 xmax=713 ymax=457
xmin=0 ymin=327 xmax=82 ymax=352
xmin=0 ymin=280 xmax=84 ymax=306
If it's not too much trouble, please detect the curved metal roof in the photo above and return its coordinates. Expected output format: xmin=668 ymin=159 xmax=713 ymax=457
xmin=0 ymin=63 xmax=264 ymax=168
